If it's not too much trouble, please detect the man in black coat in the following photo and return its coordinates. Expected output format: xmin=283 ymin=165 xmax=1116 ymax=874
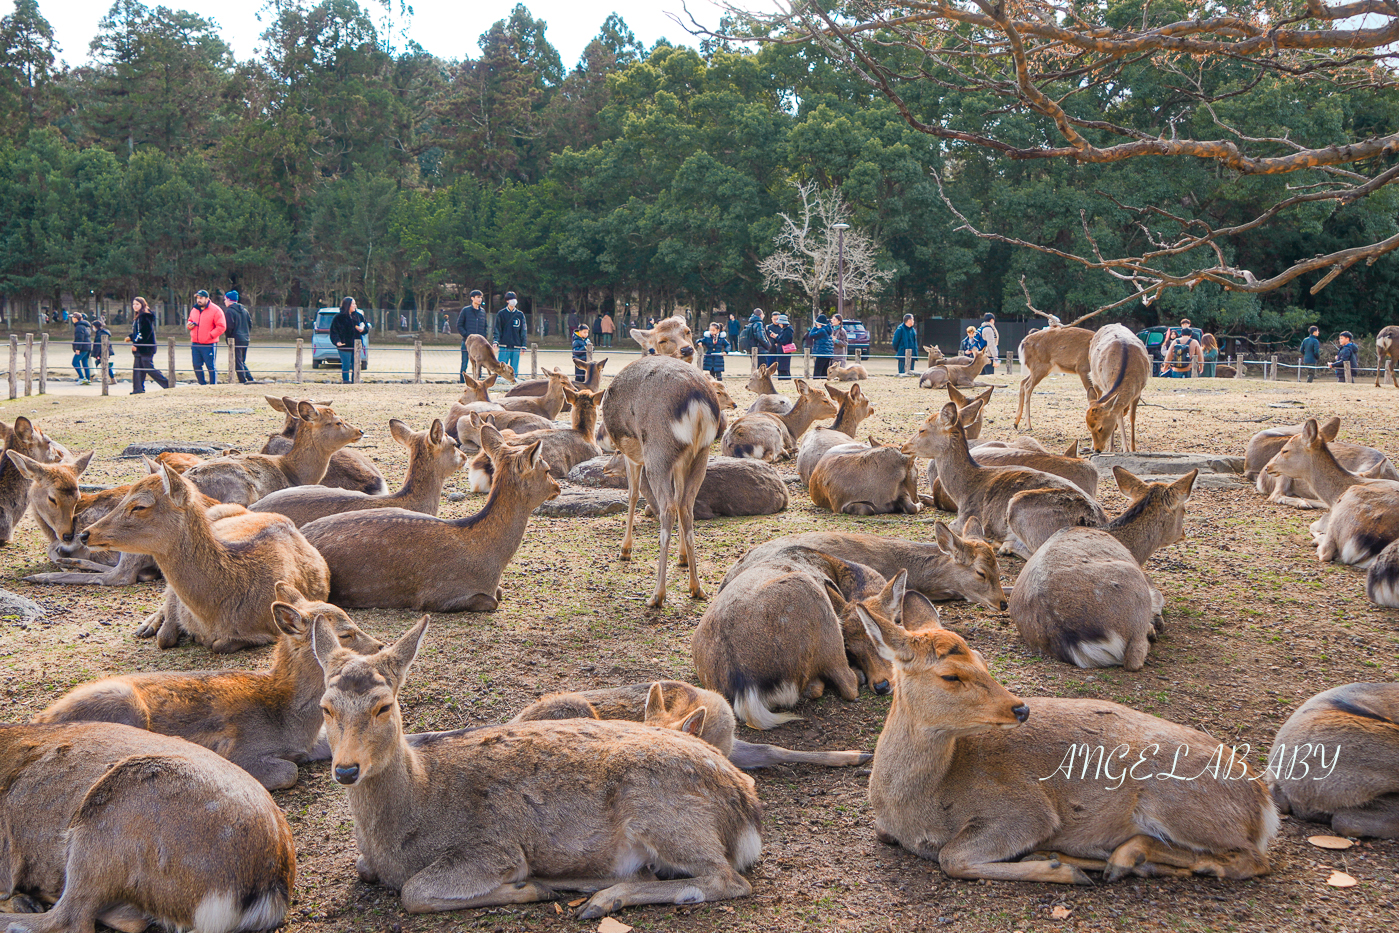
xmin=125 ymin=297 xmax=170 ymax=393
xmin=456 ymin=290 xmax=489 ymax=383
xmin=494 ymin=291 xmax=527 ymax=379
xmin=223 ymin=290 xmax=253 ymax=383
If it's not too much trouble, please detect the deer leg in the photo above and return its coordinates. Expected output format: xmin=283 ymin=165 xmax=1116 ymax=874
xmin=841 ymin=502 xmax=879 ymax=516
xmin=651 ymin=504 xmax=673 ymax=609
xmin=1129 ymin=400 xmax=1139 ymax=452
xmin=239 ymin=755 xmax=301 ymax=791
xmin=1104 ymin=834 xmax=1268 ymax=881
xmin=936 ymin=815 xmax=1093 ymax=884
xmin=1023 ymin=852 xmax=1110 ymax=872
xmin=1330 ymin=796 xmax=1399 ymax=839
xmin=399 ymin=851 xmax=557 ymax=914
xmin=619 ymin=459 xmax=642 ymax=562
xmin=578 ymin=868 xmax=751 ymax=919
xmin=678 ymin=450 xmax=707 ymax=599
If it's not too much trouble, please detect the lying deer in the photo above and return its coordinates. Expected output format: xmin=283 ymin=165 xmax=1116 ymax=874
xmin=918 ymin=347 xmax=988 ymax=389
xmin=0 ymin=721 xmax=296 ymax=933
xmin=927 ymin=437 xmax=1099 ymax=513
xmin=301 ymin=424 xmax=558 ymax=611
xmin=463 ymin=333 xmax=517 ymax=382
xmin=721 ymin=378 xmax=838 ymax=461
xmin=444 ymin=375 xmax=499 ymax=440
xmin=252 ymin=419 xmax=465 ymax=526
xmin=81 ymin=464 xmax=331 ymax=652
xmin=745 ymin=361 xmax=791 ymax=414
xmin=34 ymin=582 xmax=382 ymax=789
xmin=1014 ymin=326 xmax=1096 ymax=431
xmin=490 ymin=368 xmax=571 ymax=420
xmin=1270 ymin=683 xmax=1399 ymax=836
xmin=1007 ymin=468 xmax=1198 ymax=670
xmin=796 ymin=383 xmax=876 ymax=484
xmin=924 ymin=345 xmax=972 ymax=367
xmin=809 ymin=437 xmax=922 ymax=515
xmin=454 ymin=409 xmax=553 ymax=450
xmin=466 ymin=386 xmax=602 ymax=489
xmin=1085 ymin=324 xmax=1150 ymax=452
xmin=1264 ymin=418 xmax=1399 ymax=566
xmin=947 ymin=384 xmax=993 ymax=439
xmin=510 ymin=680 xmax=869 ymax=769
xmin=507 ymin=358 xmax=608 ymax=410
xmin=0 ymin=416 xmax=69 ymax=545
xmin=827 ymin=361 xmax=868 ymax=381
xmin=720 ymin=522 xmax=1007 ymax=610
xmin=262 ymin=395 xmax=386 ymax=494
xmin=616 ymin=454 xmax=789 ymax=520
xmin=860 ymin=607 xmax=1278 ymax=883
xmin=694 ymin=544 xmax=914 ymax=729
xmin=315 ymin=616 xmax=761 ymax=918
xmin=1371 ymin=539 xmax=1399 ymax=608
xmin=1376 ymin=325 xmax=1398 ymax=388
xmin=187 ymin=399 xmax=363 ymax=505
xmin=1248 ymin=417 xmax=1396 ymax=508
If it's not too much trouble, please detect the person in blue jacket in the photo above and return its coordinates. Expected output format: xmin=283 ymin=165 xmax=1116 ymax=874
xmin=810 ymin=314 xmax=834 ymax=378
xmin=571 ymin=325 xmax=591 ymax=382
xmin=892 ymin=313 xmax=920 ymax=375
xmin=1300 ymin=325 xmax=1321 ymax=383
xmin=1332 ymin=331 xmax=1360 ymax=382
xmin=700 ymin=322 xmax=729 ymax=378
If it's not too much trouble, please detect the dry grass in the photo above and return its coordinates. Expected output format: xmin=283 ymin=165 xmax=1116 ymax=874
xmin=1 ymin=371 xmax=1397 ymax=933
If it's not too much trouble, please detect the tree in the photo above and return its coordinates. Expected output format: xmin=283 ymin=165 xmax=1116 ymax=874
xmin=758 ymin=181 xmax=893 ymax=324
xmin=0 ymin=0 xmax=62 ymax=135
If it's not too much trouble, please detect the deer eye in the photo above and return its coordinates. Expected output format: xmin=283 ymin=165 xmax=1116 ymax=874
xmin=941 ymin=675 xmax=960 ymax=683
xmin=374 ymin=705 xmax=392 ymax=717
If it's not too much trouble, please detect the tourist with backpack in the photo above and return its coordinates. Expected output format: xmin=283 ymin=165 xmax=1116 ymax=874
xmin=1166 ymin=329 xmax=1196 ymax=378
xmin=70 ymin=314 xmax=93 ymax=385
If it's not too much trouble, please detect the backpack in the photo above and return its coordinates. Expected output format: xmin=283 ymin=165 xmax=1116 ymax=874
xmin=1170 ymin=339 xmax=1192 ymax=366
xmin=745 ymin=321 xmax=770 ymax=351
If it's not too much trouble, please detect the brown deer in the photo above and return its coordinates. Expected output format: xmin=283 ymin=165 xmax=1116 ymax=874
xmin=252 ymin=419 xmax=465 ymax=526
xmin=720 ymin=523 xmax=1007 ymax=610
xmin=918 ymin=346 xmax=988 ymax=389
xmin=927 ymin=438 xmax=1100 ymax=513
xmin=621 ymin=454 xmax=789 ymax=520
xmin=262 ymin=396 xmax=386 ymax=494
xmin=466 ymin=386 xmax=602 ymax=489
xmin=721 ymin=378 xmax=838 ymax=462
xmin=1085 ymin=325 xmax=1151 ymax=452
xmin=795 ymin=383 xmax=876 ymax=484
xmin=1376 ymin=325 xmax=1398 ymax=388
xmin=924 ymin=345 xmax=973 ymax=366
xmin=946 ymin=384 xmax=994 ymax=439
xmin=827 ymin=361 xmax=868 ymax=381
xmin=630 ymin=315 xmax=699 ymax=362
xmin=0 ymin=416 xmax=69 ymax=545
xmin=1007 ymin=468 xmax=1198 ymax=670
xmin=80 ymin=465 xmax=331 ymax=653
xmin=744 ymin=361 xmax=793 ymax=415
xmin=300 ymin=424 xmax=559 ymax=611
xmin=34 ymin=582 xmax=383 ymax=789
xmin=0 ymin=722 xmax=296 ymax=933
xmin=1370 ymin=539 xmax=1399 ymax=608
xmin=1263 ymin=418 xmax=1399 ymax=566
xmin=187 ymin=399 xmax=364 ymax=505
xmin=1014 ymin=326 xmax=1096 ymax=431
xmin=860 ymin=607 xmax=1277 ymax=883
xmin=1249 ymin=417 xmax=1396 ymax=508
xmin=489 ymin=368 xmax=571 ymax=419
xmin=904 ymin=400 xmax=1105 ymax=556
xmin=603 ymin=353 xmax=722 ymax=608
xmin=1270 ymin=684 xmax=1399 ymax=836
xmin=454 ymin=410 xmax=554 ymax=450
xmin=463 ymin=333 xmax=517 ymax=382
xmin=809 ymin=437 xmax=923 ymax=516
xmin=507 ymin=358 xmax=608 ymax=409
xmin=509 ymin=680 xmax=870 ymax=769
xmin=314 ymin=617 xmax=760 ymax=918
xmin=443 ymin=375 xmax=499 ymax=440
xmin=694 ymin=545 xmax=914 ymax=728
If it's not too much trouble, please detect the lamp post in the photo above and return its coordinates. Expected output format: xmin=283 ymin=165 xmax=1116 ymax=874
xmin=831 ymin=223 xmax=850 ymax=324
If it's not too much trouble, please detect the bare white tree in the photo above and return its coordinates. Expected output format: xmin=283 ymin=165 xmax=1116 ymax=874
xmin=758 ymin=182 xmax=894 ymax=326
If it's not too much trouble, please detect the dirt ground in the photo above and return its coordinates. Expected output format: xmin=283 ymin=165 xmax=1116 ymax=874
xmin=1 ymin=367 xmax=1397 ymax=933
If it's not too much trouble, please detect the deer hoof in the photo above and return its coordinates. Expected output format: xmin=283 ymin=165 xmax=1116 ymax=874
xmin=646 ymin=592 xmax=665 ymax=609
xmin=689 ymin=586 xmax=707 ymax=601
xmin=619 ymin=548 xmax=632 ymax=562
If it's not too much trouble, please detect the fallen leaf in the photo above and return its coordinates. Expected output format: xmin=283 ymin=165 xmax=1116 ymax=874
xmin=598 ymin=918 xmax=633 ymax=933
xmin=1308 ymin=835 xmax=1354 ymax=850
xmin=567 ymin=898 xmax=587 ymax=907
xmin=1050 ymin=905 xmax=1072 ymax=919
xmin=1327 ymin=871 xmax=1358 ymax=888
xmin=554 ymin=903 xmax=562 ymax=915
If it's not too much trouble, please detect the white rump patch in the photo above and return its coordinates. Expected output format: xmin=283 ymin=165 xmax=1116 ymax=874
xmin=1339 ymin=538 xmax=1379 ymax=568
xmin=468 ymin=464 xmax=493 ymax=493
xmin=1066 ymin=631 xmax=1127 ymax=669
xmin=672 ymin=399 xmax=718 ymax=447
xmin=732 ymin=684 xmax=802 ymax=731
xmin=749 ymin=446 xmax=765 ymax=461
xmin=193 ymin=891 xmax=241 ymax=933
xmin=732 ymin=825 xmax=762 ymax=870
xmin=1257 ymin=800 xmax=1281 ymax=850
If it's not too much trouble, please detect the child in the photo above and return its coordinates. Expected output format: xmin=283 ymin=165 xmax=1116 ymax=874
xmin=700 ymin=322 xmax=729 ymax=379
xmin=1332 ymin=331 xmax=1359 ymax=382
xmin=572 ymin=325 xmax=591 ymax=382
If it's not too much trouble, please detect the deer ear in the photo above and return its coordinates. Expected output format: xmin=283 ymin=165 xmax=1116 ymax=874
xmin=937 ymin=402 xmax=960 ymax=426
xmin=595 ymin=358 xmax=607 ymax=371
xmin=629 ymin=327 xmax=653 ymax=346
xmin=880 ymin=569 xmax=909 ymax=623
xmin=1065 ymin=439 xmax=1080 ymax=458
xmin=795 ymin=378 xmax=810 ymax=395
xmin=1113 ymin=466 xmax=1150 ymax=499
xmin=309 ymin=613 xmax=342 ymax=671
xmin=1301 ymin=418 xmax=1321 ymax=447
xmin=483 ymin=373 xmax=497 ymax=388
xmin=159 ymin=463 xmax=184 ymax=502
xmin=933 ymin=520 xmax=960 ymax=555
xmin=525 ymin=440 xmax=546 ymax=470
xmin=824 ymin=383 xmax=847 ymax=403
xmin=428 ymin=419 xmax=445 ymax=445
xmin=295 ymin=400 xmax=318 ymax=422
xmin=561 ymin=383 xmax=579 ymax=401
xmin=279 ymin=397 xmax=301 ymax=419
xmin=142 ymin=454 xmax=159 ymax=475
xmin=1170 ymin=469 xmax=1199 ymax=500
xmin=71 ymin=450 xmax=95 ymax=476
xmin=273 ymin=580 xmax=303 ymax=605
xmin=644 ymin=682 xmax=665 ymax=722
xmin=947 ymin=384 xmax=967 ymax=406
xmin=1319 ymin=416 xmax=1341 ymax=441
xmin=383 ymin=615 xmax=429 ymax=687
xmin=958 ymin=399 xmax=985 ymax=426
xmin=264 ymin=395 xmax=288 ymax=412
xmin=4 ymin=450 xmax=39 ymax=480
xmin=479 ymin=424 xmax=504 ymax=457
xmin=823 ymin=578 xmax=848 ymax=613
xmin=856 ymin=604 xmax=913 ymax=663
xmin=388 ymin=419 xmax=414 ymax=447
xmin=961 ymin=516 xmax=986 ymax=542
xmin=678 ymin=707 xmax=707 ymax=737
xmin=271 ymin=601 xmax=306 ymax=637
xmin=12 ymin=416 xmax=33 ymax=440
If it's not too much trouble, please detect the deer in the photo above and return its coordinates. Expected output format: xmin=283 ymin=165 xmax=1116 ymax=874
xmin=927 ymin=438 xmax=1099 ymax=513
xmin=1085 ymin=324 xmax=1151 ymax=452
xmin=251 ymin=419 xmax=465 ymax=527
xmin=262 ymin=396 xmax=386 ymax=494
xmin=489 ymin=367 xmax=572 ymax=420
xmin=1013 ymin=326 xmax=1096 ymax=431
xmin=508 ymin=680 xmax=870 ymax=769
xmin=603 ymin=350 xmax=722 ymax=608
xmin=721 ymin=378 xmax=838 ymax=462
xmin=443 ymin=375 xmax=500 ymax=440
xmin=454 ymin=409 xmax=554 ymax=450
xmin=507 ymin=358 xmax=608 ymax=409
xmin=1007 ymin=468 xmax=1198 ymax=670
xmin=0 ymin=416 xmax=69 ymax=545
xmin=693 ymin=544 xmax=916 ymax=729
xmin=1268 ymin=683 xmax=1399 ymax=837
xmin=744 ymin=361 xmax=792 ymax=414
xmin=621 ymin=454 xmax=789 ymax=520
xmin=918 ymin=347 xmax=988 ymax=389
xmin=300 ymin=424 xmax=559 ymax=612
xmin=903 ymin=400 xmax=1105 ymax=557
xmin=1376 ymin=325 xmax=1398 ymax=388
xmin=1370 ymin=539 xmax=1399 ymax=608
xmin=463 ymin=333 xmax=517 ymax=382
xmin=795 ymin=383 xmax=876 ymax=483
xmin=466 ymin=386 xmax=602 ymax=490
xmin=80 ymin=464 xmax=332 ymax=653
xmin=858 ymin=606 xmax=1278 ymax=884
xmin=924 ymin=345 xmax=973 ymax=366
xmin=809 ymin=437 xmax=923 ymax=516
xmin=720 ymin=522 xmax=1008 ymax=611
xmin=947 ymin=384 xmax=994 ymax=439
xmin=314 ymin=616 xmax=761 ymax=918
xmin=1262 ymin=418 xmax=1399 ymax=567
xmin=186 ymin=399 xmax=364 ymax=505
xmin=33 ymin=582 xmax=383 ymax=789
xmin=0 ymin=721 xmax=296 ymax=933
xmin=1248 ymin=417 xmax=1397 ymax=508
xmin=631 ymin=315 xmax=699 ymax=360
xmin=827 ymin=361 xmax=868 ymax=381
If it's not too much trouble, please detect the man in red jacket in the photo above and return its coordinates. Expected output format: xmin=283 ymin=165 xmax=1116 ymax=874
xmin=186 ymin=290 xmax=227 ymax=384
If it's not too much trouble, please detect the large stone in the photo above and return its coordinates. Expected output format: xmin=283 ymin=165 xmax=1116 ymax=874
xmin=119 ymin=441 xmax=230 ymax=459
xmin=1089 ymin=451 xmax=1245 ymax=479
xmin=535 ymin=488 xmax=637 ymax=518
xmin=0 ymin=589 xmax=45 ymax=619
xmin=567 ymin=456 xmax=628 ymax=489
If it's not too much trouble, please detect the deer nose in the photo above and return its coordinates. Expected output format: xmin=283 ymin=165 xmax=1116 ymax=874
xmin=873 ymin=680 xmax=892 ymax=695
xmin=61 ymin=532 xmax=73 ymax=543
xmin=999 ymin=600 xmax=1009 ymax=611
xmin=680 ymin=346 xmax=694 ymax=358
xmin=76 ymin=530 xmax=90 ymax=545
xmin=647 ymin=348 xmax=656 ymax=355
xmin=1012 ymin=704 xmax=1030 ymax=723
xmin=334 ymin=764 xmax=360 ymax=785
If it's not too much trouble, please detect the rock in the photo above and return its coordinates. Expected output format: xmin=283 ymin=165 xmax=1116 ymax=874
xmin=211 ymin=408 xmax=255 ymax=414
xmin=0 ymin=589 xmax=45 ymax=619
xmin=1089 ymin=451 xmax=1244 ymax=479
xmin=79 ymin=484 xmax=113 ymax=493
xmin=567 ymin=456 xmax=628 ymax=489
xmin=445 ymin=492 xmax=467 ymax=502
xmin=535 ymin=488 xmax=637 ymax=518
xmin=119 ymin=441 xmax=230 ymax=459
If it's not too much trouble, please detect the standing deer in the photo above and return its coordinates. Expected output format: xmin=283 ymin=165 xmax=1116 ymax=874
xmin=315 ymin=617 xmax=761 ymax=918
xmin=1085 ymin=325 xmax=1151 ymax=452
xmin=1014 ymin=326 xmax=1096 ymax=431
xmin=0 ymin=722 xmax=296 ymax=933
xmin=463 ymin=333 xmax=517 ymax=383
xmin=300 ymin=425 xmax=559 ymax=611
xmin=1376 ymin=325 xmax=1398 ymax=388
xmin=859 ymin=608 xmax=1278 ymax=883
xmin=0 ymin=416 xmax=69 ymax=545
xmin=721 ymin=379 xmax=838 ymax=462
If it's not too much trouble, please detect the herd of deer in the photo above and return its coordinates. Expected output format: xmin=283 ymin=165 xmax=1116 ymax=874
xmin=0 ymin=314 xmax=1396 ymax=931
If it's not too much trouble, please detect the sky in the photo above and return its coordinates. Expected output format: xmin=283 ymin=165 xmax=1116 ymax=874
xmin=34 ymin=0 xmax=729 ymax=70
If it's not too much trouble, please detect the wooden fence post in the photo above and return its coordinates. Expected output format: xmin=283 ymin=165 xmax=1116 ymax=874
xmin=1297 ymin=357 xmax=1302 ymax=381
xmin=352 ymin=340 xmax=362 ymax=384
xmin=1345 ymin=360 xmax=1354 ymax=383
xmin=295 ymin=339 xmax=304 ymax=383
xmin=414 ymin=340 xmax=422 ymax=383
xmin=37 ymin=334 xmax=47 ymax=394
xmin=8 ymin=336 xmax=16 ymax=399
xmin=530 ymin=343 xmax=539 ymax=379
xmin=227 ymin=338 xmax=236 ymax=384
xmin=101 ymin=336 xmax=111 ymax=396
xmin=1234 ymin=355 xmax=1245 ymax=380
xmin=24 ymin=334 xmax=32 ymax=396
xmin=904 ymin=348 xmax=913 ymax=376
xmin=751 ymin=347 xmax=759 ymax=374
xmin=803 ymin=346 xmax=811 ymax=378
xmin=167 ymin=337 xmax=176 ymax=386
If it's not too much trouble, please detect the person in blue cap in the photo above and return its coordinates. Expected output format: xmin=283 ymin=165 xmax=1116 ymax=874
xmin=223 ymin=290 xmax=253 ymax=383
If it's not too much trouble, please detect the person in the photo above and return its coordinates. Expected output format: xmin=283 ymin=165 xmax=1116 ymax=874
xmin=726 ymin=312 xmax=740 ymax=353
xmin=567 ymin=309 xmax=580 ymax=334
xmin=1301 ymin=325 xmax=1321 ymax=383
xmin=1201 ymin=333 xmax=1219 ymax=378
xmin=494 ymin=291 xmax=526 ymax=381
xmin=699 ymin=322 xmax=729 ymax=379
xmin=740 ymin=309 xmax=769 ymax=358
xmin=70 ymin=313 xmax=92 ymax=385
xmin=330 ymin=297 xmax=360 ymax=384
xmin=600 ymin=311 xmax=614 ymax=348
xmin=1333 ymin=331 xmax=1359 ymax=382
xmin=1165 ymin=328 xmax=1195 ymax=378
xmin=91 ymin=316 xmax=115 ymax=383
xmin=456 ymin=290 xmax=489 ymax=383
xmin=571 ymin=324 xmax=591 ymax=382
xmin=186 ymin=290 xmax=226 ymax=385
xmin=351 ymin=303 xmax=371 ymax=368
xmin=810 ymin=314 xmax=834 ymax=378
xmin=978 ymin=312 xmax=999 ymax=374
xmin=223 ymin=290 xmax=253 ymax=384
xmin=893 ymin=313 xmax=920 ymax=375
xmin=125 ymin=296 xmax=170 ymax=394
xmin=832 ymin=313 xmax=848 ymax=365
xmin=769 ymin=312 xmax=795 ymax=380
xmin=960 ymin=325 xmax=985 ymax=357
